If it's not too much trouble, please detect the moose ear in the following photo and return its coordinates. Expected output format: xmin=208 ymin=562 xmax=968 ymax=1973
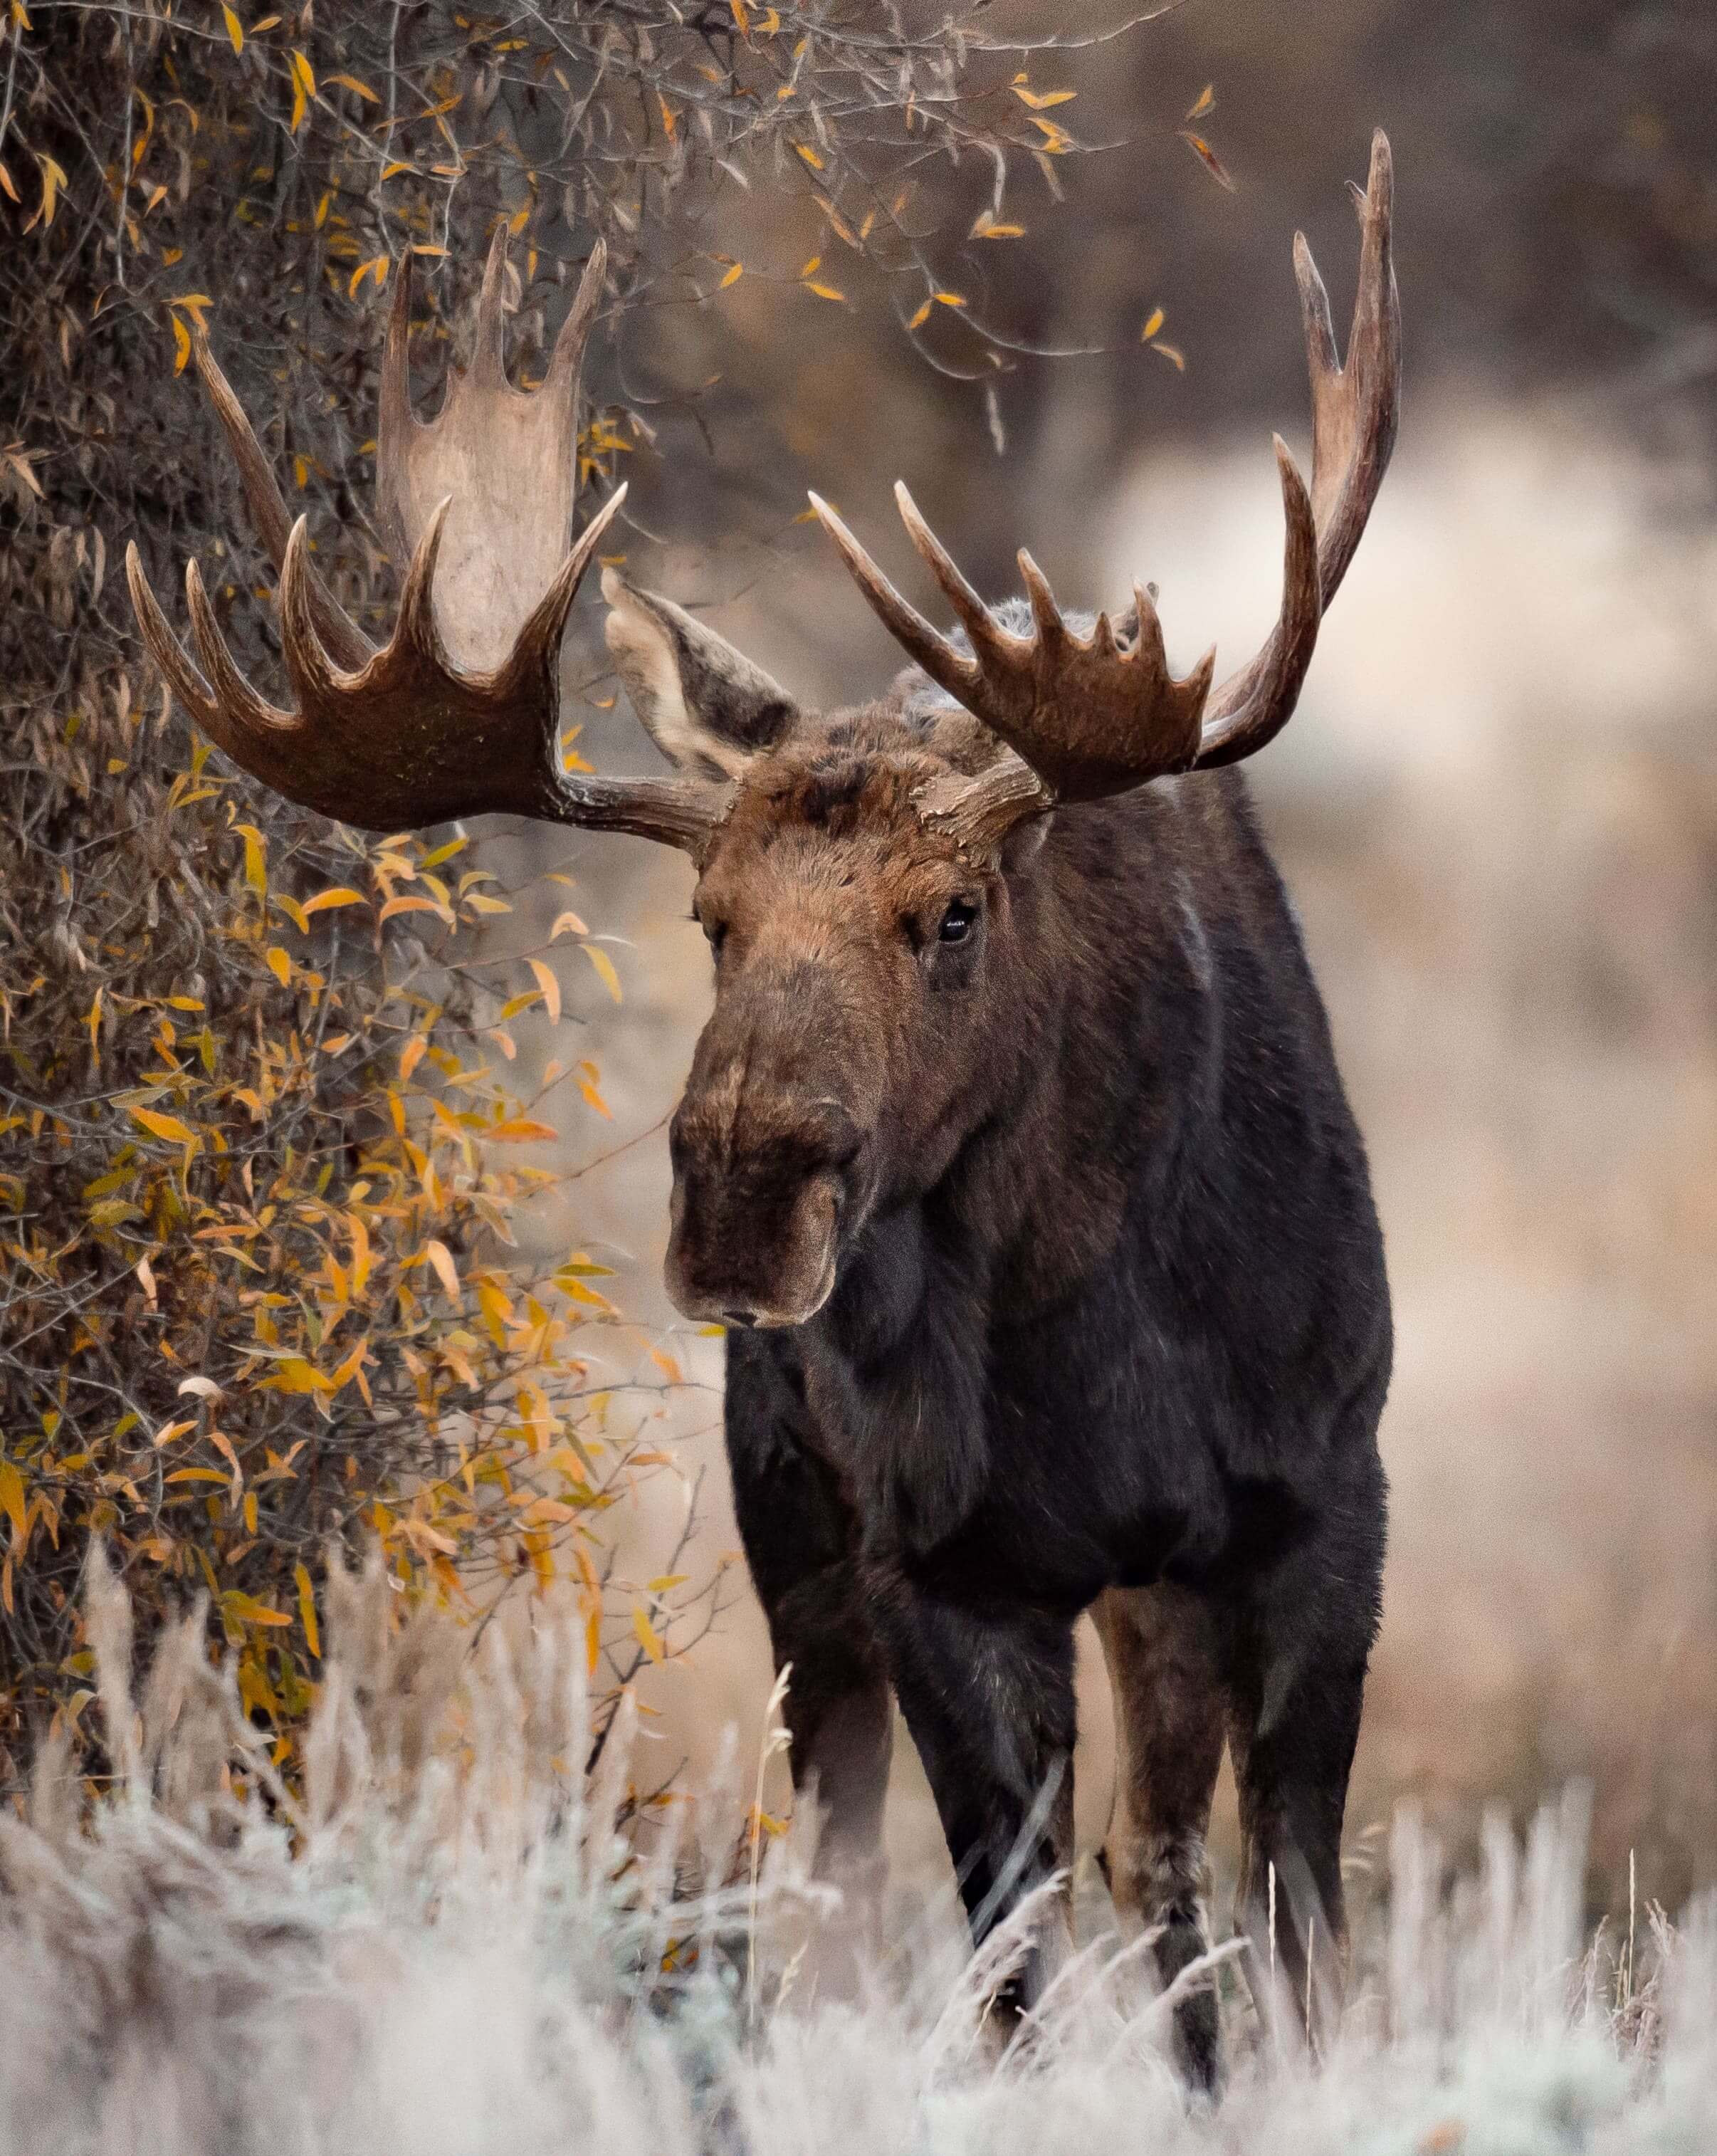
xmin=602 ymin=569 xmax=799 ymax=783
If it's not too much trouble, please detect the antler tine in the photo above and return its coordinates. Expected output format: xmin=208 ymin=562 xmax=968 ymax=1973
xmin=471 ymin=223 xmax=513 ymax=388
xmin=809 ymin=491 xmax=980 ymax=711
xmin=1193 ymin=436 xmax=1320 ymax=768
xmin=894 ymin=481 xmax=1019 ymax=667
xmin=125 ymin=542 xmax=220 ymax=733
xmin=500 ymin=482 xmax=629 ymax=698
xmin=1193 ymin=132 xmax=1398 ymax=767
xmin=184 ymin=556 xmax=295 ymax=736
xmin=547 ymin=239 xmax=607 ymax=394
xmin=189 ymin=329 xmax=372 ymax=675
xmin=1301 ymin=127 xmax=1400 ymax=607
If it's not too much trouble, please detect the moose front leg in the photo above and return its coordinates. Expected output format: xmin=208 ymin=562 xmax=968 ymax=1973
xmin=866 ymin=1570 xmax=1078 ymax=2019
xmin=725 ymin=1341 xmax=894 ymax=1930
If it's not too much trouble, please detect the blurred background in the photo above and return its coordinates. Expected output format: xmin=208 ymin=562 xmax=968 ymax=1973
xmin=529 ymin=0 xmax=1717 ymax=1918
xmin=4 ymin=0 xmax=1713 ymax=1922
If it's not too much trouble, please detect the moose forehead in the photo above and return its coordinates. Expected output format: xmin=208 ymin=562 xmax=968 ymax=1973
xmin=694 ymin=695 xmax=990 ymax=915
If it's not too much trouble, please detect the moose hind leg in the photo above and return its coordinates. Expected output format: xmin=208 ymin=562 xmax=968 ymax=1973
xmin=1224 ymin=1439 xmax=1387 ymax=2045
xmin=1093 ymin=1582 xmax=1229 ymax=2093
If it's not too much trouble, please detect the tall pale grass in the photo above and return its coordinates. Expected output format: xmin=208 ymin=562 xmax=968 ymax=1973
xmin=2 ymin=1547 xmax=1711 ymax=2155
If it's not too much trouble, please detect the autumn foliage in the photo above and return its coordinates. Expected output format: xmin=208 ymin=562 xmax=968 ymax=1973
xmin=0 ymin=0 xmax=1110 ymax=1782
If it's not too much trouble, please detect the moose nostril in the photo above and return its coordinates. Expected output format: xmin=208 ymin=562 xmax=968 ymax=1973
xmin=722 ymin=1307 xmax=760 ymax=1330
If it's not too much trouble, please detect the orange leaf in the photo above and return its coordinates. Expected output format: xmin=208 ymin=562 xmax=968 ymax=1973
xmin=1179 ymin=131 xmax=1236 ymax=192
xmin=302 ymin=886 xmax=366 ymax=915
xmin=486 ymin=1119 xmax=557 ymax=1144
xmin=423 ymin=1239 xmax=460 ymax=1300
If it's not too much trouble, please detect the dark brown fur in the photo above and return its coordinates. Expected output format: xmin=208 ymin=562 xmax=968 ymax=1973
xmin=657 ymin=669 xmax=1390 ymax=2087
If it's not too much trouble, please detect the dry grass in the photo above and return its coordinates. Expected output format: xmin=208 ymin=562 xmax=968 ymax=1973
xmin=2 ymin=1547 xmax=1713 ymax=2156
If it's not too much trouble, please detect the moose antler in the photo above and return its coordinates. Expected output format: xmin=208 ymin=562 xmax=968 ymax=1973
xmin=814 ymin=131 xmax=1401 ymax=850
xmin=125 ymin=231 xmax=730 ymax=852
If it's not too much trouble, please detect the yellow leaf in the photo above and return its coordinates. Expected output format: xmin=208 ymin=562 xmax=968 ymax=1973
xmin=720 ymin=261 xmax=744 ymax=288
xmin=463 ymin=891 xmax=513 ymax=916
xmin=486 ymin=1119 xmax=557 ymax=1144
xmin=417 ymin=835 xmax=467 ymax=868
xmin=805 ymin=282 xmax=846 ymax=303
xmin=971 ymin=214 xmax=1024 ymax=239
xmin=527 ymin=958 xmax=561 ymax=1023
xmin=264 ymin=946 xmax=292 ymax=985
xmin=223 ymin=1591 xmax=292 ymax=1627
xmin=732 ymin=0 xmax=749 ymax=30
xmin=579 ymin=1078 xmax=612 ymax=1121
xmin=1012 ymin=84 xmax=1074 ymax=109
xmin=1142 ymin=306 xmax=1165 ymax=340
xmin=549 ymin=909 xmax=589 ymax=939
xmin=172 ymin=314 xmax=192 ymax=375
xmin=324 ymin=71 xmax=379 ymax=102
xmin=0 ymin=162 xmax=16 ymax=205
xmin=632 ymin=1604 xmax=666 ymax=1665
xmin=236 ymin=822 xmax=267 ymax=894
xmin=130 ymin=1105 xmax=196 ymax=1145
xmin=273 ymin=893 xmax=309 ymax=933
xmin=651 ymin=1346 xmax=683 ymax=1385
xmin=36 ymin=153 xmax=68 ymax=229
xmin=423 ymin=1238 xmax=460 ymax=1300
xmin=935 ymin=291 xmax=967 ymax=309
xmin=295 ymin=1561 xmax=320 ymax=1656
xmin=399 ymin=1035 xmax=427 ymax=1081
xmin=794 ymin=142 xmax=824 ymax=170
xmin=1185 ymin=82 xmax=1216 ymax=122
xmin=302 ymin=886 xmax=366 ymax=915
xmin=580 ymin=943 xmax=622 ymax=1003
xmin=290 ymin=47 xmax=315 ymax=94
xmin=222 ymin=4 xmax=243 ymax=54
xmin=265 ymin=1357 xmax=333 ymax=1396
xmin=0 ymin=1462 xmax=25 ymax=1544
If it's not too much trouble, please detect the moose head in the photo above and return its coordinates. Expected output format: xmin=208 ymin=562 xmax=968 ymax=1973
xmin=128 ymin=135 xmax=1400 ymax=1335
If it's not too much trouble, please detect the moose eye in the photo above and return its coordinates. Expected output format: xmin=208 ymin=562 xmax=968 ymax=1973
xmin=938 ymin=899 xmax=978 ymax=946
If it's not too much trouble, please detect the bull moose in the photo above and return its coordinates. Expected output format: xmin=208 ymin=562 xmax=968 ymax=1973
xmin=127 ymin=131 xmax=1401 ymax=2086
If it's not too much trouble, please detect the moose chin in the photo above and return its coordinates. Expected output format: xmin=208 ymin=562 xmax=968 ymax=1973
xmin=127 ymin=130 xmax=1402 ymax=2095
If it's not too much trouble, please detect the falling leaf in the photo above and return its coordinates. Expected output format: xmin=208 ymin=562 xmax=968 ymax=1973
xmin=1185 ymin=83 xmax=1216 ymax=121
xmin=1142 ymin=305 xmax=1165 ymax=341
xmin=580 ymin=943 xmax=622 ymax=1003
xmin=1179 ymin=131 xmax=1236 ymax=192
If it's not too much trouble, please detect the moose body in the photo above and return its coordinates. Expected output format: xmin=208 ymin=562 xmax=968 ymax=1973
xmin=128 ymin=133 xmax=1402 ymax=2088
xmin=676 ymin=705 xmax=1389 ymax=2083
